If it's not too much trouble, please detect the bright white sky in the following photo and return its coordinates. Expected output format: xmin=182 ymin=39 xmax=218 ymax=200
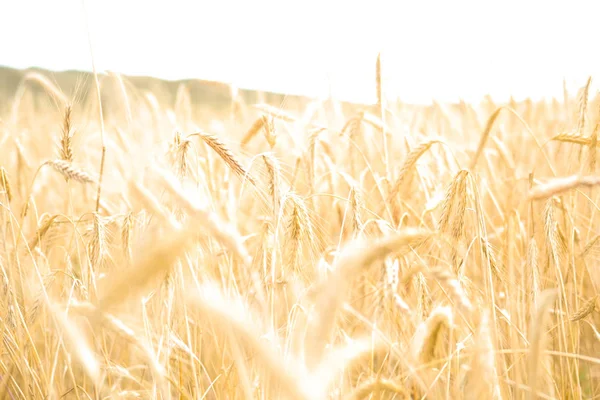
xmin=1 ymin=0 xmax=600 ymax=104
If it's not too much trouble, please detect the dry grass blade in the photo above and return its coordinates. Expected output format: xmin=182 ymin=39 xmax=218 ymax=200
xmin=528 ymin=175 xmax=600 ymax=200
xmin=410 ymin=305 xmax=453 ymax=365
xmin=241 ymin=115 xmax=267 ymax=148
xmin=29 ymin=214 xmax=60 ymax=249
xmin=527 ymin=288 xmax=558 ymax=400
xmin=188 ymin=131 xmax=257 ymax=186
xmin=44 ymin=159 xmax=96 ymax=184
xmin=470 ymin=107 xmax=504 ymax=170
xmin=387 ymin=139 xmax=442 ymax=203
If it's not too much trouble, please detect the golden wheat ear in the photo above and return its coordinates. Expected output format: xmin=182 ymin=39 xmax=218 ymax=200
xmin=188 ymin=130 xmax=258 ymax=187
xmin=58 ymin=104 xmax=75 ymax=163
xmin=44 ymin=159 xmax=96 ymax=184
xmin=409 ymin=305 xmax=453 ymax=365
xmin=0 ymin=167 xmax=12 ymax=202
xmin=528 ymin=174 xmax=600 ymax=200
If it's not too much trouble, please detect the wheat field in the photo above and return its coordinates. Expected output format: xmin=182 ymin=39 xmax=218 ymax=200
xmin=0 ymin=65 xmax=599 ymax=400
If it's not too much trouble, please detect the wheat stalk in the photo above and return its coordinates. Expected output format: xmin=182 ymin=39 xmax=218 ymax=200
xmin=464 ymin=311 xmax=502 ymax=399
xmin=576 ymin=77 xmax=592 ymax=135
xmin=28 ymin=214 xmax=60 ymax=249
xmin=527 ymin=289 xmax=558 ymax=400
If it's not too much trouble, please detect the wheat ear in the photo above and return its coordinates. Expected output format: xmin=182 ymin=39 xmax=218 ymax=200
xmin=570 ymin=295 xmax=597 ymax=321
xmin=241 ymin=115 xmax=267 ymax=148
xmin=28 ymin=214 xmax=60 ymax=249
xmin=0 ymin=167 xmax=11 ymax=202
xmin=528 ymin=175 xmax=600 ymax=200
xmin=410 ymin=305 xmax=453 ymax=365
xmin=44 ymin=160 xmax=95 ymax=184
xmin=387 ymin=140 xmax=443 ymax=203
xmin=188 ymin=131 xmax=257 ymax=186
xmin=551 ymin=133 xmax=594 ymax=146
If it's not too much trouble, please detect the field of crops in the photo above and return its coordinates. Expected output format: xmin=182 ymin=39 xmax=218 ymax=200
xmin=0 ymin=66 xmax=599 ymax=399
